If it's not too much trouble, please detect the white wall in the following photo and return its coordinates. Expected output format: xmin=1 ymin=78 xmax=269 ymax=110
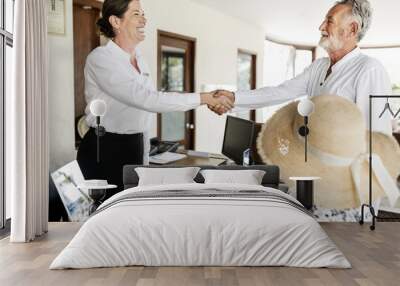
xmin=48 ymin=0 xmax=265 ymax=171
xmin=48 ymin=0 xmax=76 ymax=171
xmin=140 ymin=0 xmax=265 ymax=153
xmin=193 ymin=0 xmax=400 ymax=47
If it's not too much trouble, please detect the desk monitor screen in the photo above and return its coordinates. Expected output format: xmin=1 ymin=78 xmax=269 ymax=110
xmin=222 ymin=116 xmax=254 ymax=165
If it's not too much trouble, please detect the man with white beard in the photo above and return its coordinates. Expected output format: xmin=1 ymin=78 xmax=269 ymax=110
xmin=213 ymin=0 xmax=392 ymax=134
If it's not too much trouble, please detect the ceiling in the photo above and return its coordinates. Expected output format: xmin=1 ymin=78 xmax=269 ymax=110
xmin=192 ymin=0 xmax=400 ymax=47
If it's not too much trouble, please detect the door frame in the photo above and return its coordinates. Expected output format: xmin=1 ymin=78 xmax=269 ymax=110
xmin=73 ymin=0 xmax=102 ymax=148
xmin=73 ymin=0 xmax=102 ymax=9
xmin=157 ymin=30 xmax=196 ymax=149
xmin=238 ymin=49 xmax=257 ymax=122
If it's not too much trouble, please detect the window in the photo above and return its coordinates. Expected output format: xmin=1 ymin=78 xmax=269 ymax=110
xmin=236 ymin=50 xmax=256 ymax=121
xmin=294 ymin=49 xmax=313 ymax=76
xmin=1 ymin=0 xmax=14 ymax=230
xmin=361 ymin=47 xmax=400 ymax=132
xmin=5 ymin=0 xmax=14 ymax=33
xmin=161 ymin=52 xmax=185 ymax=92
xmin=361 ymin=48 xmax=400 ymax=90
xmin=160 ymin=50 xmax=185 ymax=141
xmin=261 ymin=40 xmax=313 ymax=122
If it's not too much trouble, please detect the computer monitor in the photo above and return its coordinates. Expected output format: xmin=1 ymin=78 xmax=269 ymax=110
xmin=222 ymin=116 xmax=255 ymax=165
xmin=252 ymin=123 xmax=264 ymax=164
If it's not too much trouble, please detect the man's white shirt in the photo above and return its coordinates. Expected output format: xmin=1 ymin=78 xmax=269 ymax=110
xmin=84 ymin=40 xmax=201 ymax=164
xmin=235 ymin=47 xmax=392 ymax=134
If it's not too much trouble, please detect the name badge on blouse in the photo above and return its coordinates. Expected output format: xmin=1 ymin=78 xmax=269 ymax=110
xmin=142 ymin=72 xmax=150 ymax=77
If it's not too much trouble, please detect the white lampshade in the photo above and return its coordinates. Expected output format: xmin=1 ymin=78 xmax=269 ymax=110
xmin=297 ymin=98 xmax=315 ymax=117
xmin=89 ymin=99 xmax=107 ymax=117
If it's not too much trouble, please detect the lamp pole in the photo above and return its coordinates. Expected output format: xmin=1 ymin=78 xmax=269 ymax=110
xmin=360 ymin=94 xmax=400 ymax=230
xmin=96 ymin=116 xmax=101 ymax=163
xmin=90 ymin=99 xmax=107 ymax=164
xmin=297 ymin=99 xmax=314 ymax=163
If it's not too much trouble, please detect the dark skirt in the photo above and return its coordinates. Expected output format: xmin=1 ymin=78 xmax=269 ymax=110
xmin=77 ymin=128 xmax=144 ymax=198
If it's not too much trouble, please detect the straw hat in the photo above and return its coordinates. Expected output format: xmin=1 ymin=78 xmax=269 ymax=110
xmin=257 ymin=95 xmax=400 ymax=209
xmin=77 ymin=115 xmax=90 ymax=139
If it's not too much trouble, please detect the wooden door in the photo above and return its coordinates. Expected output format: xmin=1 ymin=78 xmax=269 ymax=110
xmin=237 ymin=49 xmax=257 ymax=122
xmin=73 ymin=0 xmax=102 ymax=148
xmin=157 ymin=31 xmax=196 ymax=150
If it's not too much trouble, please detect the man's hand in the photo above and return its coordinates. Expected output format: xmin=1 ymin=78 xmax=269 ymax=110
xmin=200 ymin=90 xmax=235 ymax=115
xmin=207 ymin=90 xmax=235 ymax=115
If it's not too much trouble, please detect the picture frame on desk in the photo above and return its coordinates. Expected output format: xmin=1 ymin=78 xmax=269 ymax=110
xmin=50 ymin=161 xmax=92 ymax=221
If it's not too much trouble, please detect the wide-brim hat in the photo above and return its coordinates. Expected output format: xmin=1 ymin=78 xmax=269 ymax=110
xmin=257 ymin=95 xmax=400 ymax=209
xmin=77 ymin=115 xmax=89 ymax=139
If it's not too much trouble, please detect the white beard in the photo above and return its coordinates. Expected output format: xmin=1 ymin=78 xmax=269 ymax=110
xmin=319 ymin=35 xmax=345 ymax=52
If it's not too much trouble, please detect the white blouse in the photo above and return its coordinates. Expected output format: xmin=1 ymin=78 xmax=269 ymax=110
xmin=84 ymin=40 xmax=201 ymax=164
xmin=235 ymin=47 xmax=392 ymax=134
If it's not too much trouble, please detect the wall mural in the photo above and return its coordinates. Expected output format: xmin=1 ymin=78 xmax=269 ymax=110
xmin=258 ymin=95 xmax=400 ymax=222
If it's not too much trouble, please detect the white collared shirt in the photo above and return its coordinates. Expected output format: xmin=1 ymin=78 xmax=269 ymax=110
xmin=84 ymin=40 xmax=201 ymax=163
xmin=235 ymin=47 xmax=392 ymax=134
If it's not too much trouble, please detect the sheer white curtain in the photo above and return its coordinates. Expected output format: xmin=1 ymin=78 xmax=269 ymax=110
xmin=8 ymin=0 xmax=49 ymax=242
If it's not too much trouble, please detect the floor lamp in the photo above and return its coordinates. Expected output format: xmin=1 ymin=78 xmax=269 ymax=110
xmin=297 ymin=98 xmax=315 ymax=162
xmin=359 ymin=95 xmax=400 ymax=230
xmin=89 ymin=99 xmax=107 ymax=163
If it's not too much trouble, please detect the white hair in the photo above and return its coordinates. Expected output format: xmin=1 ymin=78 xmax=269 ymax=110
xmin=336 ymin=0 xmax=372 ymax=42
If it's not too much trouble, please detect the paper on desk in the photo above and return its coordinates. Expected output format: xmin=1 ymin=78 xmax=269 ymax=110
xmin=149 ymin=152 xmax=187 ymax=164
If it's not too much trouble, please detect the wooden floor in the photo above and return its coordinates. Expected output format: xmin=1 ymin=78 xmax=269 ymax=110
xmin=0 ymin=222 xmax=399 ymax=286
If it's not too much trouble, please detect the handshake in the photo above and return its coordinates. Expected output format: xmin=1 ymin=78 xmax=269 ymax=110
xmin=200 ymin=90 xmax=235 ymax=115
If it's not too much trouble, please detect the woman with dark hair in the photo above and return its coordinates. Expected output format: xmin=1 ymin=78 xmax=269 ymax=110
xmin=77 ymin=0 xmax=233 ymax=195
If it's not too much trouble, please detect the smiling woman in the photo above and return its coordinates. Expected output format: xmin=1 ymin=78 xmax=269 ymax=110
xmin=77 ymin=0 xmax=234 ymax=197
